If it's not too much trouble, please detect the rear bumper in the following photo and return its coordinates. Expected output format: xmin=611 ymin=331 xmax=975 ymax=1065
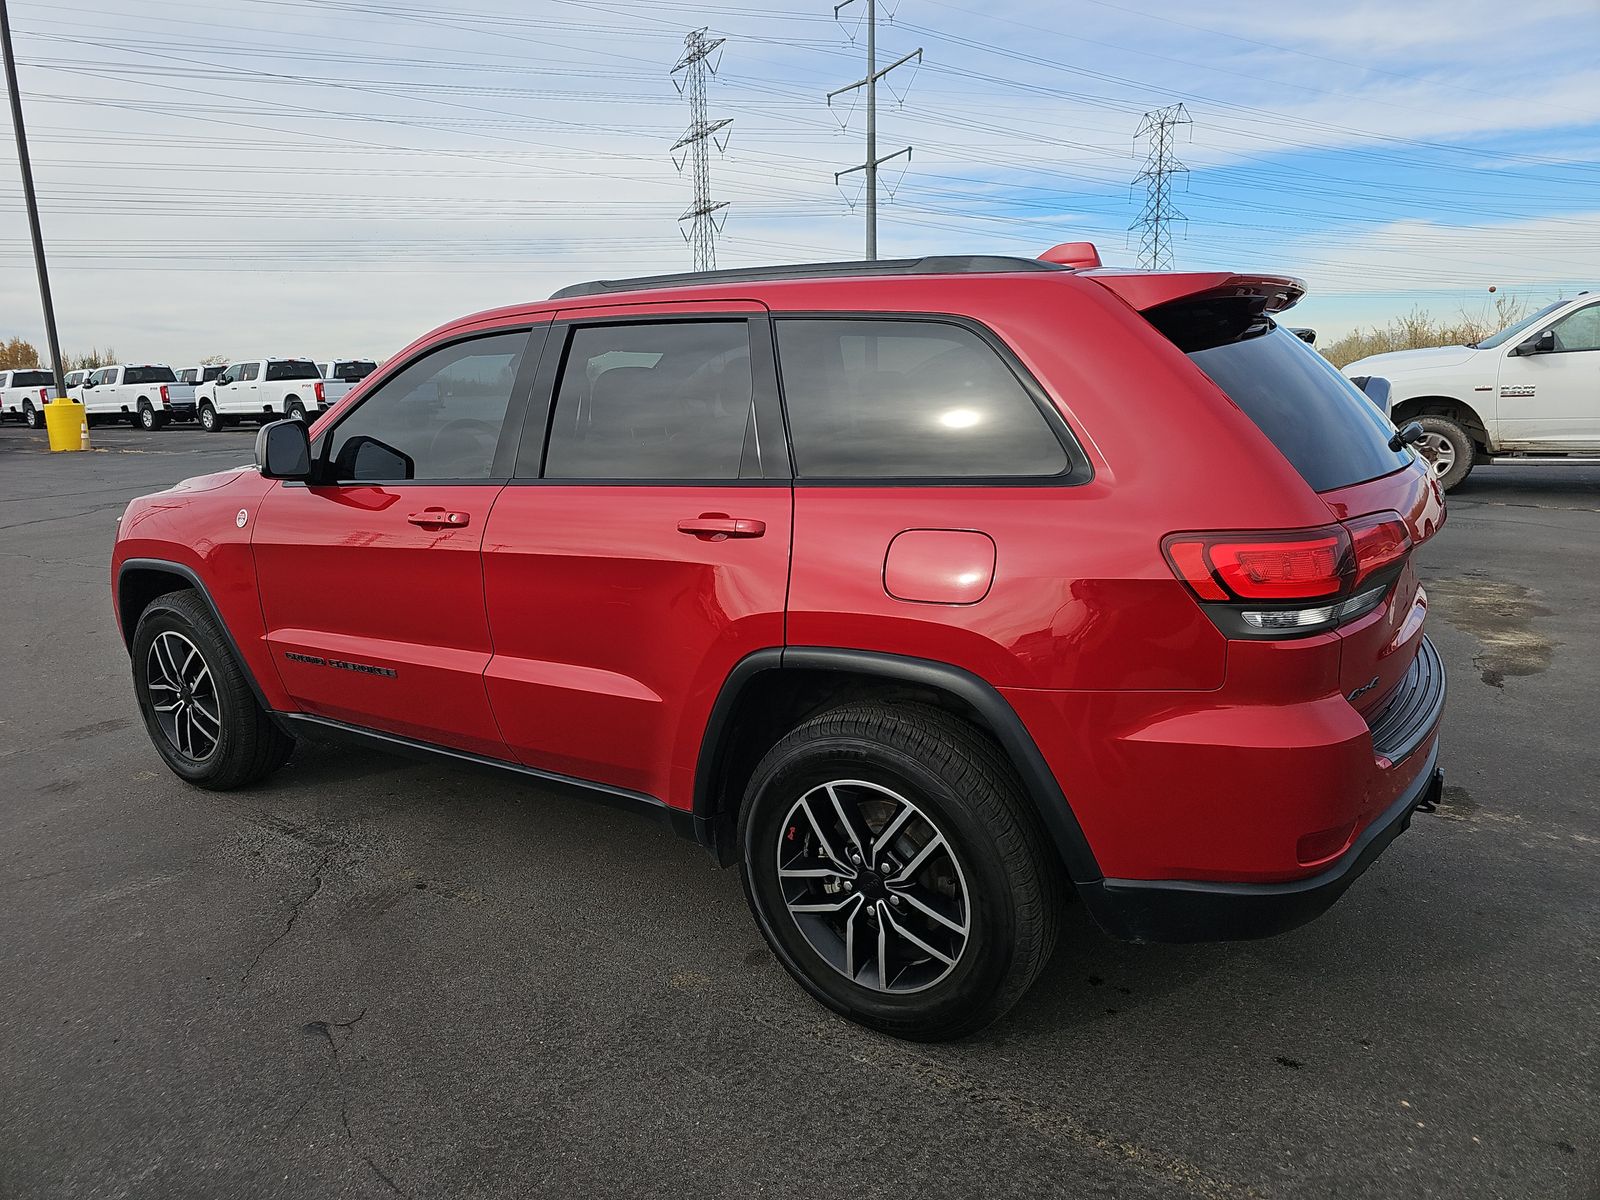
xmin=1079 ymin=750 xmax=1441 ymax=942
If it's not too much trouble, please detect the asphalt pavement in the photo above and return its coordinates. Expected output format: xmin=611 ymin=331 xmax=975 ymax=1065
xmin=2 ymin=422 xmax=1596 ymax=1200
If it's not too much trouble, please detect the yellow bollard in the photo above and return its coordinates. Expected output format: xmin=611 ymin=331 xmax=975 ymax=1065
xmin=43 ymin=397 xmax=91 ymax=451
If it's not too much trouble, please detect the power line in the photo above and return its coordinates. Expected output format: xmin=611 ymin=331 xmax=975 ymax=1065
xmin=827 ymin=0 xmax=921 ymax=260
xmin=1131 ymin=101 xmax=1190 ymax=270
xmin=669 ymin=27 xmax=731 ymax=271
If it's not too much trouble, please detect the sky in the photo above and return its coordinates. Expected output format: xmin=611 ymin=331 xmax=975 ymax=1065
xmin=2 ymin=0 xmax=1598 ymax=364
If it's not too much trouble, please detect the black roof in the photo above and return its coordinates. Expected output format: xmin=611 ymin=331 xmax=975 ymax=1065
xmin=549 ymin=255 xmax=1068 ymax=300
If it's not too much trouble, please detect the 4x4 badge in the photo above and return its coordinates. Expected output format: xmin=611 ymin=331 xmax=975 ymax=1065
xmin=1348 ymin=676 xmax=1380 ymax=702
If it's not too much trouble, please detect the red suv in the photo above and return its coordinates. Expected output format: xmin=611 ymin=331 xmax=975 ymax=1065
xmin=112 ymin=248 xmax=1446 ymax=1040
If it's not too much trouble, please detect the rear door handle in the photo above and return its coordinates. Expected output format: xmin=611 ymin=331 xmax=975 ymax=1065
xmin=677 ymin=516 xmax=766 ymax=540
xmin=408 ymin=508 xmax=470 ymax=528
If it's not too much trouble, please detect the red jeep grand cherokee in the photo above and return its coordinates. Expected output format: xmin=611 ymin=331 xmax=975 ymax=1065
xmin=112 ymin=249 xmax=1446 ymax=1040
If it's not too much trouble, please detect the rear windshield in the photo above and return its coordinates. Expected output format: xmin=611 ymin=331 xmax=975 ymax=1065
xmin=203 ymin=365 xmax=225 ymax=382
xmin=125 ymin=366 xmax=177 ymax=385
xmin=10 ymin=370 xmax=54 ymax=387
xmin=332 ymin=360 xmax=376 ymax=381
xmin=265 ymin=360 xmax=320 ymax=381
xmin=1157 ymin=303 xmax=1411 ymax=492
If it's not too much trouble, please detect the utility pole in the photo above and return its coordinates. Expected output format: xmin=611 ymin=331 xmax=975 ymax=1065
xmin=670 ymin=28 xmax=731 ymax=273
xmin=1131 ymin=102 xmax=1191 ymax=271
xmin=1 ymin=0 xmax=73 ymax=436
xmin=829 ymin=0 xmax=921 ymax=260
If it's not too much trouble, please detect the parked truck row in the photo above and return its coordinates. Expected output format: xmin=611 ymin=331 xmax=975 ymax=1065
xmin=1 ymin=358 xmax=377 ymax=430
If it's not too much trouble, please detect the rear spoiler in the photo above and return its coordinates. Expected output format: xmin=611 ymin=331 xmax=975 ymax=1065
xmin=1082 ymin=270 xmax=1306 ymax=314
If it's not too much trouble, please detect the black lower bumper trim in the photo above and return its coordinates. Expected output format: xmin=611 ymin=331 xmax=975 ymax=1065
xmin=1080 ymin=745 xmax=1442 ymax=944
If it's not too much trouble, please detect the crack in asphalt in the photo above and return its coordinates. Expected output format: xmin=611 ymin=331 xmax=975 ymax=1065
xmin=286 ymin=1007 xmax=407 ymax=1197
xmin=239 ymin=851 xmax=331 ymax=985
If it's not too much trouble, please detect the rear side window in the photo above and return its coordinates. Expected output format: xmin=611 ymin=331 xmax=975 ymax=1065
xmin=125 ymin=366 xmax=176 ymax=385
xmin=265 ymin=360 xmax=320 ymax=381
xmin=544 ymin=321 xmax=754 ymax=480
xmin=774 ymin=318 xmax=1070 ymax=478
xmin=1168 ymin=308 xmax=1410 ymax=492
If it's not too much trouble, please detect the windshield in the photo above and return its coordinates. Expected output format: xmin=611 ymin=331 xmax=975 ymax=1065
xmin=1476 ymin=300 xmax=1567 ymax=350
xmin=125 ymin=366 xmax=177 ymax=385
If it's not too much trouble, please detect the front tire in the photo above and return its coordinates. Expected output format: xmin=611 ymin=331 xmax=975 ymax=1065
xmin=1416 ymin=415 xmax=1474 ymax=491
xmin=131 ymin=590 xmax=294 ymax=789
xmin=199 ymin=401 xmax=222 ymax=432
xmin=739 ymin=702 xmax=1061 ymax=1041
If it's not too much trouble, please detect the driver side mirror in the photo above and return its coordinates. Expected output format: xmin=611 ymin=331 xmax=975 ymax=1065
xmin=256 ymin=418 xmax=312 ymax=481
xmin=1514 ymin=329 xmax=1556 ymax=356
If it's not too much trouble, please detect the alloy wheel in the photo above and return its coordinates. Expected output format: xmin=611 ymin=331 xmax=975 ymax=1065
xmin=776 ymin=779 xmax=971 ymax=993
xmin=1419 ymin=431 xmax=1455 ymax=477
xmin=145 ymin=631 xmax=221 ymax=760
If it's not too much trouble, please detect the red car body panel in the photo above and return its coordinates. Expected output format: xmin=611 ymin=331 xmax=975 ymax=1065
xmin=481 ymin=483 xmax=792 ymax=807
xmin=111 ymin=260 xmax=1446 ymax=938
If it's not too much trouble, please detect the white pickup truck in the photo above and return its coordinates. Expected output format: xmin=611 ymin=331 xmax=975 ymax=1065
xmin=0 ymin=368 xmax=57 ymax=428
xmin=80 ymin=364 xmax=196 ymax=429
xmin=1344 ymin=292 xmax=1599 ymax=490
xmin=194 ymin=358 xmax=353 ymax=431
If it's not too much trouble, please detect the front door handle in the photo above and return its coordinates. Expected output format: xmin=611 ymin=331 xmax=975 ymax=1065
xmin=408 ymin=508 xmax=470 ymax=528
xmin=677 ymin=515 xmax=766 ymax=540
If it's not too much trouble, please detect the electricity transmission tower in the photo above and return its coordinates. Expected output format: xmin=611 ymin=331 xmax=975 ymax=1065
xmin=828 ymin=0 xmax=922 ymax=260
xmin=1131 ymin=102 xmax=1191 ymax=270
xmin=670 ymin=28 xmax=731 ymax=272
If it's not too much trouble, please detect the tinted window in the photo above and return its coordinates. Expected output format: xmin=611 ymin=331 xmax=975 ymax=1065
xmin=325 ymin=331 xmax=526 ymax=481
xmin=544 ymin=321 xmax=753 ymax=480
xmin=334 ymin=360 xmax=376 ymax=382
xmin=1185 ymin=321 xmax=1411 ymax=492
xmin=203 ymin=365 xmax=225 ymax=382
xmin=90 ymin=369 xmax=114 ymax=386
xmin=175 ymin=369 xmax=197 ymax=384
xmin=125 ymin=366 xmax=176 ymax=385
xmin=266 ymin=360 xmax=320 ymax=381
xmin=11 ymin=370 xmax=54 ymax=387
xmin=1551 ymin=303 xmax=1600 ymax=352
xmin=775 ymin=318 xmax=1069 ymax=478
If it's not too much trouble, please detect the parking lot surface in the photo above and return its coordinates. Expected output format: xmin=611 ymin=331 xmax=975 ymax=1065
xmin=2 ymin=423 xmax=1596 ymax=1200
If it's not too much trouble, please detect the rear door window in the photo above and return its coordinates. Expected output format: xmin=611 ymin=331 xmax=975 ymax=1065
xmin=543 ymin=321 xmax=755 ymax=480
xmin=774 ymin=318 xmax=1071 ymax=478
xmin=1162 ymin=306 xmax=1411 ymax=492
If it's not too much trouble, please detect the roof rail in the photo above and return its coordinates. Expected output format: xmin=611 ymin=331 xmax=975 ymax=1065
xmin=549 ymin=255 xmax=1069 ymax=300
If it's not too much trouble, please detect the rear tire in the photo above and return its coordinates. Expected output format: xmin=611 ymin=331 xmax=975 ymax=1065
xmin=739 ymin=702 xmax=1062 ymax=1041
xmin=1416 ymin=415 xmax=1474 ymax=491
xmin=285 ymin=399 xmax=307 ymax=422
xmin=199 ymin=402 xmax=222 ymax=433
xmin=138 ymin=399 xmax=166 ymax=431
xmin=131 ymin=590 xmax=294 ymax=789
xmin=23 ymin=400 xmax=42 ymax=429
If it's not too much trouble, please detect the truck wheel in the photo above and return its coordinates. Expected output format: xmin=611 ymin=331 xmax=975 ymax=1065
xmin=131 ymin=590 xmax=294 ymax=790
xmin=23 ymin=400 xmax=43 ymax=429
xmin=137 ymin=399 xmax=166 ymax=431
xmin=1416 ymin=415 xmax=1474 ymax=491
xmin=739 ymin=702 xmax=1062 ymax=1041
xmin=285 ymin=399 xmax=307 ymax=422
xmin=199 ymin=402 xmax=222 ymax=433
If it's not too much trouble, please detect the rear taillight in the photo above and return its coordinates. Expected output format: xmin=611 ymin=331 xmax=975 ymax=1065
xmin=160 ymin=385 xmax=170 ymax=404
xmin=1346 ymin=512 xmax=1411 ymax=587
xmin=39 ymin=387 xmax=48 ymax=403
xmin=315 ymin=380 xmax=325 ymax=404
xmin=1163 ymin=527 xmax=1352 ymax=603
xmin=1163 ymin=514 xmax=1410 ymax=638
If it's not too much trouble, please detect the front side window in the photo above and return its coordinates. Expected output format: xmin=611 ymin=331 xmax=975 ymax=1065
xmin=1550 ymin=303 xmax=1600 ymax=353
xmin=543 ymin=321 xmax=754 ymax=480
xmin=324 ymin=331 xmax=526 ymax=482
xmin=774 ymin=318 xmax=1070 ymax=478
